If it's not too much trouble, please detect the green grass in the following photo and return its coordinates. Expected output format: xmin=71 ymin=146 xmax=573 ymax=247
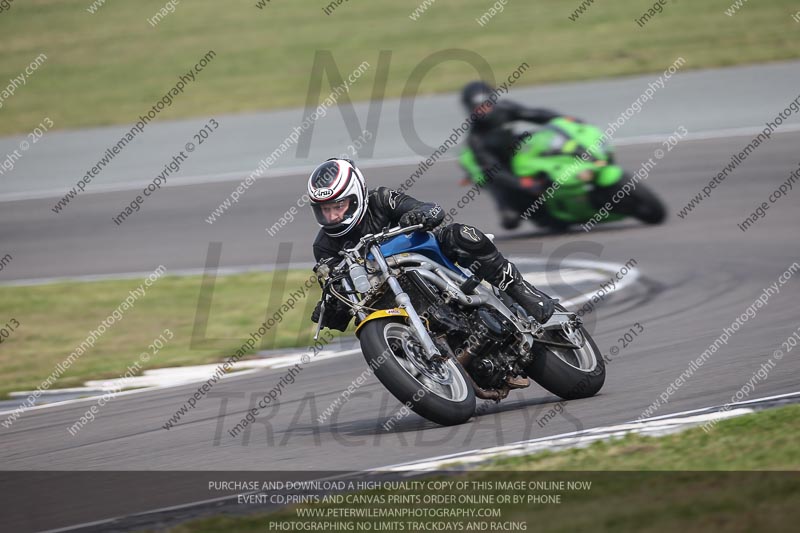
xmin=0 ymin=270 xmax=342 ymax=398
xmin=486 ymin=402 xmax=800 ymax=471
xmin=1 ymin=0 xmax=798 ymax=135
xmin=167 ymin=405 xmax=800 ymax=533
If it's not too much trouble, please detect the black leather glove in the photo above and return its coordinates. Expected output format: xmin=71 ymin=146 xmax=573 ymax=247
xmin=311 ymin=299 xmax=323 ymax=323
xmin=399 ymin=211 xmax=424 ymax=228
xmin=310 ymin=294 xmax=351 ymax=331
xmin=399 ymin=206 xmax=442 ymax=230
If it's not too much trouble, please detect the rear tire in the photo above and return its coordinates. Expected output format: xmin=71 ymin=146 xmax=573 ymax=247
xmin=359 ymin=318 xmax=476 ymax=426
xmin=524 ymin=306 xmax=606 ymax=400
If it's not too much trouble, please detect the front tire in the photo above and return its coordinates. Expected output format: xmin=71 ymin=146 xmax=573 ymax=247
xmin=359 ymin=318 xmax=476 ymax=426
xmin=524 ymin=306 xmax=606 ymax=400
xmin=627 ymin=182 xmax=666 ymax=224
xmin=609 ymin=179 xmax=666 ymax=225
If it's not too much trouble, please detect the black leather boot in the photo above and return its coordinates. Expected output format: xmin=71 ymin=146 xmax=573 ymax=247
xmin=505 ymin=278 xmax=556 ymax=323
xmin=490 ymin=261 xmax=556 ymax=324
xmin=476 ymin=251 xmax=558 ymax=324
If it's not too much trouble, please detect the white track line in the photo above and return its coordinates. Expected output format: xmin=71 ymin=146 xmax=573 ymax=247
xmin=3 ymin=123 xmax=800 ymax=203
xmin=630 ymin=390 xmax=800 ymax=422
xmin=376 ymin=391 xmax=800 ymax=472
xmin=37 ymin=391 xmax=800 ymax=533
xmin=0 ymin=262 xmax=318 ymax=287
xmin=512 ymin=256 xmax=640 ymax=308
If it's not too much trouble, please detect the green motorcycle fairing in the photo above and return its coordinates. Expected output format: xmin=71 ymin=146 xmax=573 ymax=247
xmin=459 ymin=117 xmax=627 ymax=224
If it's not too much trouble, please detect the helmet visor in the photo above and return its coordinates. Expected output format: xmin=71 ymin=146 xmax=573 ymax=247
xmin=311 ymin=195 xmax=360 ymax=231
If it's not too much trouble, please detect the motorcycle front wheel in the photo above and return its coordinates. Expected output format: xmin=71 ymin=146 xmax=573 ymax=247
xmin=601 ymin=176 xmax=666 ymax=225
xmin=359 ymin=318 xmax=476 ymax=426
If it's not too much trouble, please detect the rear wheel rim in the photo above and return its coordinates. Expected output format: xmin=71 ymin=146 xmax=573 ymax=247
xmin=541 ymin=327 xmax=598 ymax=372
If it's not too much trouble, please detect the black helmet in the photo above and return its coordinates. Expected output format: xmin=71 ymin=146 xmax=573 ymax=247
xmin=461 ymin=81 xmax=494 ymax=112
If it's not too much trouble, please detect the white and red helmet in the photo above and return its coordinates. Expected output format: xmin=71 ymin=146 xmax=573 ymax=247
xmin=307 ymin=158 xmax=368 ymax=237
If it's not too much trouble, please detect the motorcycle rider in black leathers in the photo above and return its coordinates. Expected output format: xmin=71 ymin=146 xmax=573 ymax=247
xmin=308 ymin=158 xmax=556 ymax=342
xmin=462 ymin=80 xmax=561 ymax=229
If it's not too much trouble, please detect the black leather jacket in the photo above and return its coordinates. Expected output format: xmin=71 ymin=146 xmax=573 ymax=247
xmin=313 ymin=186 xmax=443 ymax=263
xmin=312 ymin=187 xmax=444 ymax=331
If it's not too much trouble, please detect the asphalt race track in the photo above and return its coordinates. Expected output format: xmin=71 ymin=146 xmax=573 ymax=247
xmin=1 ymin=128 xmax=799 ymax=529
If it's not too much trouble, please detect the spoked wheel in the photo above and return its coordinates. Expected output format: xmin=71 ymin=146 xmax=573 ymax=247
xmin=524 ymin=306 xmax=605 ymax=400
xmin=358 ymin=318 xmax=475 ymax=426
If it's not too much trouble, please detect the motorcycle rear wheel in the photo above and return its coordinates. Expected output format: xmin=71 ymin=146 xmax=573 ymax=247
xmin=524 ymin=306 xmax=606 ymax=400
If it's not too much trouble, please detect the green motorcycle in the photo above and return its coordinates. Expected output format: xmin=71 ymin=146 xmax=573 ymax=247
xmin=459 ymin=117 xmax=666 ymax=231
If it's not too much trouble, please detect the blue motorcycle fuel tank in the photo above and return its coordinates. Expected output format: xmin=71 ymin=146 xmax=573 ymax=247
xmin=369 ymin=232 xmax=462 ymax=273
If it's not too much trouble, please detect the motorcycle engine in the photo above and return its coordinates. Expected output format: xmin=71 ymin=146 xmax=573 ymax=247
xmin=463 ymin=307 xmax=518 ymax=389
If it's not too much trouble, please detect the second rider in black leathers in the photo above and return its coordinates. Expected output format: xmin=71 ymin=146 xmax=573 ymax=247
xmin=461 ymin=80 xmax=561 ymax=229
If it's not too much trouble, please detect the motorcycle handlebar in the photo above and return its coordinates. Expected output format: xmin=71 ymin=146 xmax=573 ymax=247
xmin=374 ymin=224 xmax=423 ymax=241
xmin=325 ymin=224 xmax=425 ymax=288
xmin=338 ymin=224 xmax=424 ymax=257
